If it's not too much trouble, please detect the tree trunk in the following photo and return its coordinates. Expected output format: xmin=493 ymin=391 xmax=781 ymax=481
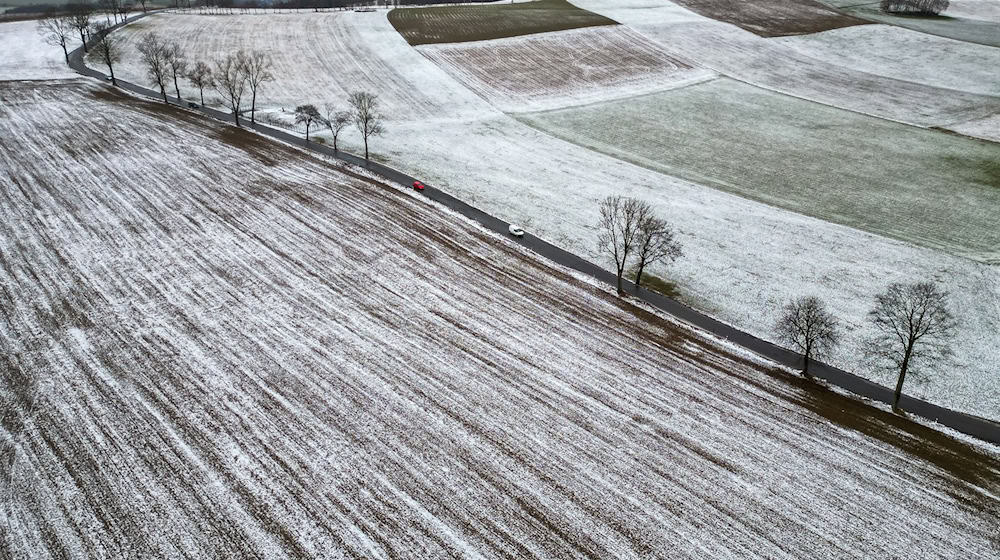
xmin=199 ymin=88 xmax=204 ymax=106
xmin=634 ymin=263 xmax=645 ymax=292
xmin=363 ymin=134 xmax=369 ymax=160
xmin=160 ymin=84 xmax=167 ymax=104
xmin=233 ymin=108 xmax=240 ymax=127
xmin=616 ymin=266 xmax=624 ymax=295
xmin=333 ymin=134 xmax=338 ymax=151
xmin=107 ymin=62 xmax=116 ymax=86
xmin=173 ymin=74 xmax=181 ymax=101
xmin=802 ymin=353 xmax=810 ymax=377
xmin=62 ymin=44 xmax=69 ymax=63
xmin=892 ymin=344 xmax=914 ymax=413
xmin=79 ymin=29 xmax=87 ymax=52
xmin=251 ymin=90 xmax=257 ymax=124
xmin=305 ymin=123 xmax=310 ymax=142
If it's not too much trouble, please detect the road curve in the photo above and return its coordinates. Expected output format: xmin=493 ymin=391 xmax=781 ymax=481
xmin=66 ymin=16 xmax=1000 ymax=445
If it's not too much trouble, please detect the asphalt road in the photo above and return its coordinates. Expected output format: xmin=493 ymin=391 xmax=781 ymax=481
xmin=65 ymin=18 xmax=1000 ymax=445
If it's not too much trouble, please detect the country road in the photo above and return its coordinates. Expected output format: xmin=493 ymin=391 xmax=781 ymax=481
xmin=66 ymin=14 xmax=1000 ymax=446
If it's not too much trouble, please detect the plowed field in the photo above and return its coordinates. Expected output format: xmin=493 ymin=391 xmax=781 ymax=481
xmin=3 ymin=81 xmax=999 ymax=559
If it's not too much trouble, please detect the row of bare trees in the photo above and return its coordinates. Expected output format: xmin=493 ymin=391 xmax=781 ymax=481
xmin=596 ymin=195 xmax=956 ymax=414
xmin=294 ymin=92 xmax=384 ymax=160
xmin=775 ymin=282 xmax=955 ymax=413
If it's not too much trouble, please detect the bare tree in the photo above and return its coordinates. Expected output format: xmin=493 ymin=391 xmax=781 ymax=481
xmin=165 ymin=42 xmax=188 ymax=102
xmin=37 ymin=16 xmax=75 ymax=63
xmin=868 ymin=281 xmax=957 ymax=413
xmin=137 ymin=0 xmax=149 ymax=12
xmin=92 ymin=22 xmax=123 ymax=86
xmin=347 ymin=91 xmax=385 ymax=161
xmin=294 ymin=104 xmax=322 ymax=141
xmin=597 ymin=195 xmax=651 ymax=295
xmin=213 ymin=52 xmax=248 ymax=126
xmin=116 ymin=1 xmax=131 ymax=23
xmin=187 ymin=61 xmax=213 ymax=106
xmin=100 ymin=0 xmax=119 ymax=24
xmin=633 ymin=215 xmax=682 ymax=290
xmin=324 ymin=106 xmax=351 ymax=152
xmin=71 ymin=5 xmax=93 ymax=53
xmin=775 ymin=296 xmax=839 ymax=377
xmin=137 ymin=32 xmax=169 ymax=103
xmin=240 ymin=50 xmax=273 ymax=125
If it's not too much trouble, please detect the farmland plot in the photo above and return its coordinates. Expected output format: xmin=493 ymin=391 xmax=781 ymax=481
xmin=519 ymin=78 xmax=1000 ymax=262
xmin=774 ymin=24 xmax=1000 ymax=97
xmin=818 ymin=0 xmax=1000 ymax=46
xmin=571 ymin=0 xmax=1000 ymax=128
xmin=668 ymin=0 xmax=868 ymax=36
xmin=387 ymin=0 xmax=615 ymax=45
xmin=0 ymin=19 xmax=80 ymax=80
xmin=417 ymin=26 xmax=715 ymax=113
xmin=90 ymin=11 xmax=491 ymax=122
xmin=3 ymin=79 xmax=1000 ymax=560
xmin=91 ymin=11 xmax=1000 ymax=418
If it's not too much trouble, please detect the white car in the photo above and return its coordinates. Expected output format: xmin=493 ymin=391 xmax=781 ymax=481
xmin=508 ymin=224 xmax=525 ymax=237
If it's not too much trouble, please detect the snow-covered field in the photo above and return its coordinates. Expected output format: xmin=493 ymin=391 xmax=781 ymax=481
xmin=0 ymin=19 xmax=80 ymax=80
xmin=3 ymin=79 xmax=1000 ymax=559
xmin=87 ymin=9 xmax=1000 ymax=420
xmin=96 ymin=12 xmax=489 ymax=122
xmin=571 ymin=0 xmax=1000 ymax=129
xmin=520 ymin=77 xmax=1000 ymax=262
xmin=774 ymin=24 xmax=1000 ymax=97
xmin=417 ymin=26 xmax=715 ymax=113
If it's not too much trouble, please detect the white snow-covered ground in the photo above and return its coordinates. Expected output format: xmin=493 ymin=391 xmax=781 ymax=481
xmin=416 ymin=26 xmax=716 ymax=113
xmin=3 ymin=79 xmax=1000 ymax=559
xmin=0 ymin=19 xmax=80 ymax=80
xmin=774 ymin=24 xmax=1000 ymax=97
xmin=948 ymin=113 xmax=1000 ymax=143
xmin=570 ymin=0 xmax=1000 ymax=129
xmin=945 ymin=0 xmax=1000 ymax=22
xmin=92 ymin=9 xmax=1000 ymax=420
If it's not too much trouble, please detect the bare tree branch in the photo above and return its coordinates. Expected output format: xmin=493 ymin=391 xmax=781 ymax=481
xmin=775 ymin=296 xmax=839 ymax=376
xmin=597 ymin=196 xmax=651 ymax=295
xmin=137 ymin=32 xmax=169 ymax=103
xmin=294 ymin=104 xmax=322 ymax=142
xmin=867 ymin=281 xmax=956 ymax=413
xmin=633 ymin=214 xmax=682 ymax=290
xmin=37 ymin=15 xmax=75 ymax=63
xmin=324 ymin=105 xmax=351 ymax=152
xmin=213 ymin=51 xmax=249 ymax=127
xmin=347 ymin=91 xmax=385 ymax=161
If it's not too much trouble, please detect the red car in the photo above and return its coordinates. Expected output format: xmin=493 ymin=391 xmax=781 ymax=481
xmin=412 ymin=180 xmax=426 ymax=191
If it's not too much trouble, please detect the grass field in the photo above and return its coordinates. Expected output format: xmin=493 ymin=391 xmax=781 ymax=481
xmin=416 ymin=25 xmax=714 ymax=112
xmin=669 ymin=0 xmax=868 ymax=36
xmin=4 ymin=78 xmax=1000 ymax=560
xmin=519 ymin=78 xmax=1000 ymax=263
xmin=571 ymin=0 xmax=1000 ymax=129
xmin=387 ymin=0 xmax=616 ymax=45
xmin=774 ymin=24 xmax=1000 ymax=97
xmin=818 ymin=0 xmax=1000 ymax=46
